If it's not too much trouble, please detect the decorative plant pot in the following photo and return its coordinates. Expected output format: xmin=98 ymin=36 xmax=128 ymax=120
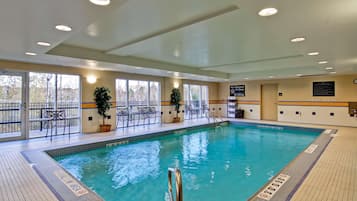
xmin=99 ymin=124 xmax=112 ymax=132
xmin=172 ymin=117 xmax=181 ymax=123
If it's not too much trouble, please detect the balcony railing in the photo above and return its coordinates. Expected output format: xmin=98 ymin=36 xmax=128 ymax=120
xmin=0 ymin=102 xmax=80 ymax=137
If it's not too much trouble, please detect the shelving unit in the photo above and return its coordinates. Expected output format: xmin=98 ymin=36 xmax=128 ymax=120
xmin=227 ymin=96 xmax=237 ymax=118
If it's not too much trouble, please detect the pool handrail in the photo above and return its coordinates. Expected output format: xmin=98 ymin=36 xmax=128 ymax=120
xmin=168 ymin=167 xmax=183 ymax=201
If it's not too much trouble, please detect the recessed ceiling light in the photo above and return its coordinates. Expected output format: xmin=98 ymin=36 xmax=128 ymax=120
xmin=290 ymin=37 xmax=305 ymax=43
xmin=135 ymin=67 xmax=143 ymax=69
xmin=89 ymin=0 xmax=111 ymax=6
xmin=296 ymin=74 xmax=303 ymax=77
xmin=325 ymin=67 xmax=334 ymax=70
xmin=37 ymin=41 xmax=51 ymax=47
xmin=307 ymin=52 xmax=319 ymax=56
xmin=330 ymin=71 xmax=336 ymax=74
xmin=25 ymin=52 xmax=37 ymax=56
xmin=55 ymin=25 xmax=72 ymax=32
xmin=318 ymin=61 xmax=328 ymax=64
xmin=258 ymin=8 xmax=278 ymax=17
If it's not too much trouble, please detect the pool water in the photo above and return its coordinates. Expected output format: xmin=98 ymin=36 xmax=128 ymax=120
xmin=55 ymin=123 xmax=321 ymax=201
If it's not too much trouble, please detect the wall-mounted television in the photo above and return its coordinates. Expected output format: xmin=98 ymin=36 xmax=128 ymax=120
xmin=313 ymin=81 xmax=335 ymax=96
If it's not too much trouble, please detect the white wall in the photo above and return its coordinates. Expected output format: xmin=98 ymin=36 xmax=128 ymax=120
xmin=278 ymin=106 xmax=357 ymax=127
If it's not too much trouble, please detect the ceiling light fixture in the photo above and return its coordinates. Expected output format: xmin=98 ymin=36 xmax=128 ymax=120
xmin=307 ymin=52 xmax=319 ymax=56
xmin=325 ymin=67 xmax=334 ymax=70
xmin=330 ymin=71 xmax=336 ymax=74
xmin=244 ymin=77 xmax=249 ymax=80
xmin=89 ymin=0 xmax=111 ymax=6
xmin=25 ymin=52 xmax=37 ymax=56
xmin=318 ymin=61 xmax=328 ymax=64
xmin=55 ymin=25 xmax=72 ymax=32
xmin=296 ymin=74 xmax=303 ymax=77
xmin=37 ymin=41 xmax=51 ymax=47
xmin=135 ymin=67 xmax=143 ymax=69
xmin=258 ymin=8 xmax=278 ymax=17
xmin=269 ymin=76 xmax=274 ymax=78
xmin=290 ymin=37 xmax=305 ymax=43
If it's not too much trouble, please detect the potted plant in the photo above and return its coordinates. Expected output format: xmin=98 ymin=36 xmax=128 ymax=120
xmin=170 ymin=88 xmax=182 ymax=123
xmin=94 ymin=87 xmax=112 ymax=132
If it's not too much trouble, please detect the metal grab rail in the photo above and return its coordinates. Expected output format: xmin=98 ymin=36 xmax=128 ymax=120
xmin=168 ymin=168 xmax=183 ymax=201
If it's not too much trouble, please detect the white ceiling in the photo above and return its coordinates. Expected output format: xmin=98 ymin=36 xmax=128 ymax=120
xmin=1 ymin=0 xmax=357 ymax=81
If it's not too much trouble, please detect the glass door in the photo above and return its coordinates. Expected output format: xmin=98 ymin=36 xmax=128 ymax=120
xmin=29 ymin=72 xmax=80 ymax=138
xmin=0 ymin=72 xmax=26 ymax=141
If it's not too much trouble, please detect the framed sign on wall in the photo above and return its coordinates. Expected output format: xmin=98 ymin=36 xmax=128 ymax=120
xmin=313 ymin=81 xmax=335 ymax=96
xmin=230 ymin=85 xmax=245 ymax=97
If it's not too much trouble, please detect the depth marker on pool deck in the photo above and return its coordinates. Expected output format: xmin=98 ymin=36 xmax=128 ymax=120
xmin=304 ymin=144 xmax=319 ymax=154
xmin=257 ymin=174 xmax=290 ymax=200
xmin=54 ymin=169 xmax=88 ymax=197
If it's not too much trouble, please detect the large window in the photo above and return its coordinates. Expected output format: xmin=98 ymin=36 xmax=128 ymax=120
xmin=129 ymin=80 xmax=149 ymax=106
xmin=183 ymin=84 xmax=209 ymax=119
xmin=29 ymin=72 xmax=80 ymax=138
xmin=116 ymin=79 xmax=161 ymax=127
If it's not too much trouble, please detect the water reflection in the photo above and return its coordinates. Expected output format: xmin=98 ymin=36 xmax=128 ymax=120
xmin=182 ymin=132 xmax=208 ymax=166
xmin=107 ymin=141 xmax=161 ymax=189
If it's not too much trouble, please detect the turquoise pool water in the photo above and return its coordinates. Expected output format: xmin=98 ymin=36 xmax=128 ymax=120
xmin=55 ymin=123 xmax=321 ymax=201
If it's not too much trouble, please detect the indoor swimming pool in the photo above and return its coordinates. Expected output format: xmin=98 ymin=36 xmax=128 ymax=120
xmin=54 ymin=123 xmax=322 ymax=201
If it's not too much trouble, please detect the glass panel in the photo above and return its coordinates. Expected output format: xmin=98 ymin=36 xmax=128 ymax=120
xmin=116 ymin=79 xmax=127 ymax=107
xmin=201 ymin=85 xmax=209 ymax=117
xmin=29 ymin=73 xmax=80 ymax=138
xmin=183 ymin=84 xmax=190 ymax=119
xmin=149 ymin=82 xmax=160 ymax=106
xmin=0 ymin=74 xmax=22 ymax=138
xmin=116 ymin=79 xmax=161 ymax=127
xmin=29 ymin=72 xmax=56 ymax=138
xmin=57 ymin=74 xmax=80 ymax=134
xmin=128 ymin=80 xmax=148 ymax=106
xmin=190 ymin=85 xmax=201 ymax=109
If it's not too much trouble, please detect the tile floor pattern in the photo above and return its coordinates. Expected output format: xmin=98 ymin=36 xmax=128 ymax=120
xmin=0 ymin=119 xmax=356 ymax=201
xmin=291 ymin=127 xmax=357 ymax=201
xmin=0 ymin=152 xmax=58 ymax=201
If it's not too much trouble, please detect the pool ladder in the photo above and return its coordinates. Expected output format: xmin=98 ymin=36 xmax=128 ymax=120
xmin=168 ymin=168 xmax=183 ymax=201
xmin=207 ymin=111 xmax=223 ymax=127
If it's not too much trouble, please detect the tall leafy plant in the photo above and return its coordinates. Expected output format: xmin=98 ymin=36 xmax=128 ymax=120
xmin=170 ymin=88 xmax=181 ymax=118
xmin=94 ymin=87 xmax=112 ymax=125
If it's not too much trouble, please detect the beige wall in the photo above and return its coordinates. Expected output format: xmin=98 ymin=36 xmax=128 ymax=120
xmin=0 ymin=60 xmax=220 ymax=132
xmin=219 ymin=74 xmax=357 ymax=102
xmin=218 ymin=74 xmax=357 ymax=126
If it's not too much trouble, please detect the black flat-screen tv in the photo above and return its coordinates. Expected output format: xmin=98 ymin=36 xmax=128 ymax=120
xmin=313 ymin=81 xmax=335 ymax=96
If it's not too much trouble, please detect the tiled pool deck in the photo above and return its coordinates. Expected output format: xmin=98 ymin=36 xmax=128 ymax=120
xmin=0 ymin=119 xmax=356 ymax=201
